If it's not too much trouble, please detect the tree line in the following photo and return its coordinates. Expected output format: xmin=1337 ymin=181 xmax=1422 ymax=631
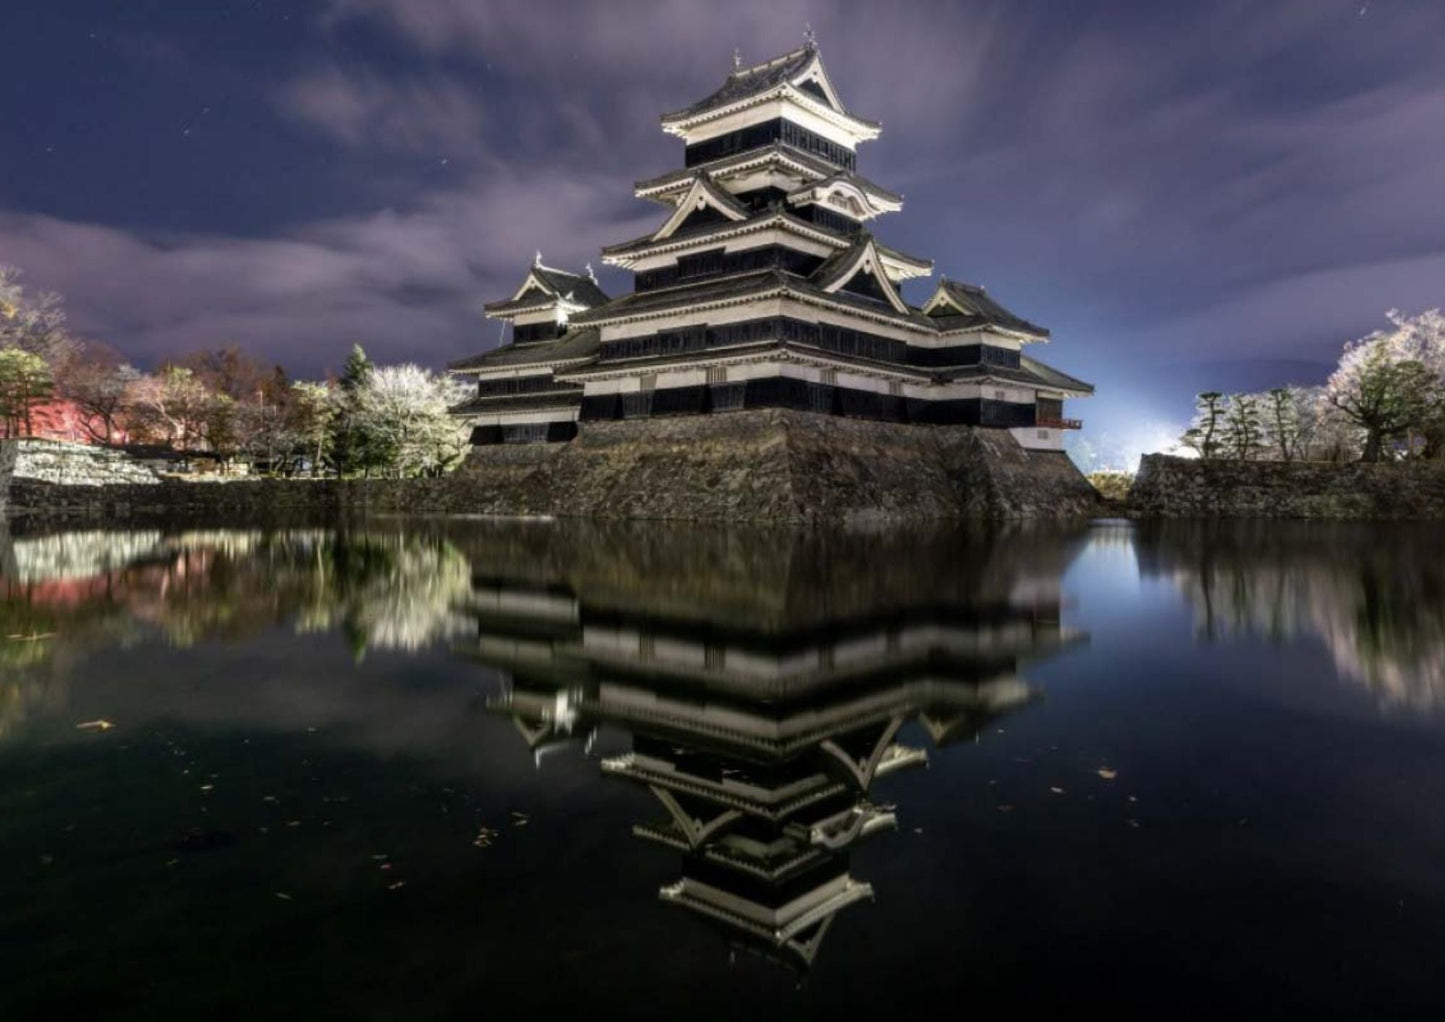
xmin=0 ymin=265 xmax=470 ymax=477
xmin=1181 ymin=309 xmax=1445 ymax=463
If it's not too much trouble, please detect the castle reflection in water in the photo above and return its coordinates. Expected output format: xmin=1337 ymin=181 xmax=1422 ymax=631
xmin=453 ymin=523 xmax=1087 ymax=968
xmin=11 ymin=519 xmax=1445 ymax=969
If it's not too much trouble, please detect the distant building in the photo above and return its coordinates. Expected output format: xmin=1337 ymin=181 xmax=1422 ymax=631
xmin=450 ymin=42 xmax=1092 ymax=451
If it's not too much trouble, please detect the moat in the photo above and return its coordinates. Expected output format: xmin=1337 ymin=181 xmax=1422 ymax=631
xmin=3 ymin=518 xmax=1444 ymax=1017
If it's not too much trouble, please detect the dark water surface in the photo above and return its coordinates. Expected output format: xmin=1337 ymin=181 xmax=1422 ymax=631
xmin=2 ymin=518 xmax=1444 ymax=1018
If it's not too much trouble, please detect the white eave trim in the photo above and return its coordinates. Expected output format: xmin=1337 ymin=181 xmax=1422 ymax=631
xmin=509 ymin=269 xmax=559 ymax=302
xmin=876 ymin=250 xmax=933 ymax=281
xmin=786 ymin=179 xmax=894 ymax=221
xmin=789 ymin=52 xmax=845 ymax=115
xmin=661 ymin=85 xmax=881 ymax=143
xmin=448 ymin=356 xmax=596 ymax=377
xmin=636 ymin=149 xmax=900 ymax=210
xmin=818 ymin=240 xmax=912 ymax=315
xmin=575 ymin=281 xmax=936 ymax=337
xmin=651 ymin=177 xmax=749 ymax=241
xmin=603 ymin=213 xmax=849 ymax=268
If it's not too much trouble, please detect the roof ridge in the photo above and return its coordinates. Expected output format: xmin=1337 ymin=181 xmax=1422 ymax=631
xmin=730 ymin=45 xmax=810 ymax=79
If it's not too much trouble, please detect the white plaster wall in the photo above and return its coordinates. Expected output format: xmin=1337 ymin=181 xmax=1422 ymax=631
xmin=677 ymin=97 xmax=863 ymax=149
xmin=1011 ymin=426 xmax=1066 ymax=451
xmin=463 ymin=408 xmax=578 ymax=427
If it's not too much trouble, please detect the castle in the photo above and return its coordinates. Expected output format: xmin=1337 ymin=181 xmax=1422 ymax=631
xmin=449 ymin=41 xmax=1091 ymax=454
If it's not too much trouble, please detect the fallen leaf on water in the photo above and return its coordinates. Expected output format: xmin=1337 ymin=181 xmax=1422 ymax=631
xmin=1049 ymin=787 xmax=1065 ymax=795
xmin=1097 ymin=768 xmax=1118 ymax=780
xmin=387 ymin=881 xmax=406 ymax=891
xmin=76 ymin=720 xmax=114 ymax=732
xmin=274 ymin=892 xmax=292 ymax=901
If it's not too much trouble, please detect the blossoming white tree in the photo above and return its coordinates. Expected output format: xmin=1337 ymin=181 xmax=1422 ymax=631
xmin=1325 ymin=309 xmax=1445 ymax=461
xmin=352 ymin=363 xmax=471 ymax=477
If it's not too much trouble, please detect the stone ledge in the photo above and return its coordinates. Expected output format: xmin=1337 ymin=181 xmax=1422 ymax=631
xmin=3 ymin=412 xmax=1101 ymax=525
xmin=1127 ymin=454 xmax=1445 ymax=519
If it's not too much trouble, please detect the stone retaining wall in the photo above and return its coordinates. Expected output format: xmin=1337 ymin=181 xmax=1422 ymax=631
xmin=2 ymin=413 xmax=1101 ymax=526
xmin=1128 ymin=453 xmax=1445 ymax=519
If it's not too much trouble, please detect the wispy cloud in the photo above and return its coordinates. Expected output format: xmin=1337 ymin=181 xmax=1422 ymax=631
xmin=3 ymin=0 xmax=1443 ymax=425
xmin=278 ymin=66 xmax=489 ymax=159
xmin=0 ymin=168 xmax=653 ymax=373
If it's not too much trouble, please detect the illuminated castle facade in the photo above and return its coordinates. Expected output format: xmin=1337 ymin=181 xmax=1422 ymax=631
xmin=450 ymin=42 xmax=1091 ymax=451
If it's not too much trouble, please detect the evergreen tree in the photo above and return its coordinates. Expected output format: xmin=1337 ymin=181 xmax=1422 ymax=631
xmin=1220 ymin=394 xmax=1266 ymax=461
xmin=339 ymin=344 xmax=374 ymax=395
xmin=0 ymin=347 xmax=54 ymax=437
xmin=1180 ymin=392 xmax=1226 ymax=460
xmin=330 ymin=344 xmax=384 ymax=476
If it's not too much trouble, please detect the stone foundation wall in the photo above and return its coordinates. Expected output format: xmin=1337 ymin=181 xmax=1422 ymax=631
xmin=1 ymin=439 xmax=160 ymax=486
xmin=1128 ymin=453 xmax=1445 ymax=519
xmin=2 ymin=412 xmax=1101 ymax=526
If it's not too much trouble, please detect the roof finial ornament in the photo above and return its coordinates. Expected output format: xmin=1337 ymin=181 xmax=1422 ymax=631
xmin=585 ymin=261 xmax=596 ymax=282
xmin=534 ymin=249 xmax=543 ymax=266
xmin=803 ymin=22 xmax=817 ymax=50
xmin=732 ymin=47 xmax=742 ymax=70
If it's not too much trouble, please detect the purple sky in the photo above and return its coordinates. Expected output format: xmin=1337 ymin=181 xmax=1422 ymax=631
xmin=3 ymin=0 xmax=1444 ymax=454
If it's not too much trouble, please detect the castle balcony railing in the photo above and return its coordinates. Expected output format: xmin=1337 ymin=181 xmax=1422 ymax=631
xmin=1036 ymin=416 xmax=1083 ymax=430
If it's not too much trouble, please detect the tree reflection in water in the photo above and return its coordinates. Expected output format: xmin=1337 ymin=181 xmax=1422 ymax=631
xmin=1136 ymin=521 xmax=1445 ymax=713
xmin=0 ymin=519 xmax=1091 ymax=967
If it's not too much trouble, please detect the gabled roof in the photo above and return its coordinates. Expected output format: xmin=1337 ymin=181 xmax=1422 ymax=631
xmin=447 ymin=327 xmax=601 ymax=373
xmin=660 ymin=45 xmax=880 ymax=139
xmin=600 ymin=208 xmax=843 ymax=263
xmin=785 ymin=172 xmax=902 ymax=218
xmin=483 ymin=261 xmax=609 ymax=316
xmin=572 ymin=269 xmax=787 ymax=325
xmin=635 ymin=143 xmax=902 ymax=206
xmin=924 ymin=278 xmax=1050 ymax=340
xmin=808 ymin=235 xmax=911 ymax=315
xmin=570 ymin=266 xmax=940 ymax=333
xmin=663 ymin=46 xmax=821 ymax=121
xmin=531 ymin=265 xmax=610 ymax=307
xmin=652 ymin=175 xmax=751 ymax=241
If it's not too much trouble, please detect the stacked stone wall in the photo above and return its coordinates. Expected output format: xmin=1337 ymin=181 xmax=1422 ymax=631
xmin=1127 ymin=454 xmax=1445 ymax=519
xmin=2 ymin=414 xmax=1101 ymax=527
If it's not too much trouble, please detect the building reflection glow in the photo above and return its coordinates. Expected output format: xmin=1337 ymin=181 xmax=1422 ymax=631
xmin=460 ymin=523 xmax=1087 ymax=967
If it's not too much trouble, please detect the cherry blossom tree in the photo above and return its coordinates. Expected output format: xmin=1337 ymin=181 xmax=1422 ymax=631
xmin=352 ymin=363 xmax=470 ymax=477
xmin=1326 ymin=310 xmax=1444 ymax=461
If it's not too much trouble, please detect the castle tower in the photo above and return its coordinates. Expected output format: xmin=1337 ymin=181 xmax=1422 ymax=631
xmin=450 ymin=42 xmax=1091 ymax=450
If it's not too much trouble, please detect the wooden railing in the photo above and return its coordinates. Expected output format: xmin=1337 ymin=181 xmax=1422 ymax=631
xmin=1036 ymin=416 xmax=1083 ymax=430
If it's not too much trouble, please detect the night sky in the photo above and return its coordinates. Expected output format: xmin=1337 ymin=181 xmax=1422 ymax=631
xmin=4 ymin=0 xmax=1444 ymax=461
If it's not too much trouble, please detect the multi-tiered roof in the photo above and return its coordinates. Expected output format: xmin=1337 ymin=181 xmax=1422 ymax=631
xmin=450 ymin=40 xmax=1092 ymax=449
